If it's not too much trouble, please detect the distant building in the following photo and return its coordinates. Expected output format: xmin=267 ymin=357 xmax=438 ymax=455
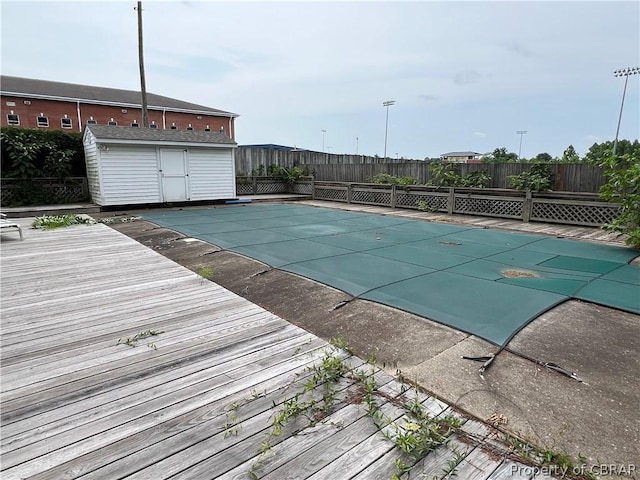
xmin=0 ymin=76 xmax=238 ymax=139
xmin=239 ymin=144 xmax=306 ymax=151
xmin=440 ymin=151 xmax=482 ymax=163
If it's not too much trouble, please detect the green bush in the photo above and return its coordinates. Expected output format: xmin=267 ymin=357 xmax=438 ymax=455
xmin=507 ymin=164 xmax=554 ymax=191
xmin=1 ymin=127 xmax=85 ymax=178
xmin=368 ymin=173 xmax=419 ymax=186
xmin=458 ymin=170 xmax=491 ymax=188
xmin=428 ymin=163 xmax=460 ymax=187
xmin=428 ymin=164 xmax=491 ymax=188
xmin=595 ymin=152 xmax=640 ymax=248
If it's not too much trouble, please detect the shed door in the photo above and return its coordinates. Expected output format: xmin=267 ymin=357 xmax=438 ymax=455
xmin=160 ymin=149 xmax=188 ymax=202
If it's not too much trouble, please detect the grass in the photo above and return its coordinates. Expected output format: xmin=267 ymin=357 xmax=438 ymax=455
xmin=32 ymin=214 xmax=94 ymax=230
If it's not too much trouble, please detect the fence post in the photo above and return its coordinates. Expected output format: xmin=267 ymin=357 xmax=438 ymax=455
xmin=391 ymin=185 xmax=397 ymax=208
xmin=523 ymin=190 xmax=532 ymax=222
xmin=347 ymin=183 xmax=353 ymax=204
xmin=311 ymin=176 xmax=316 ymax=199
xmin=448 ymin=187 xmax=455 ymax=214
xmin=81 ymin=178 xmax=89 ymax=199
xmin=252 ymin=176 xmax=258 ymax=195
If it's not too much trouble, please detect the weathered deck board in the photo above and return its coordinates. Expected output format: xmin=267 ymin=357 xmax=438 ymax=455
xmin=0 ymin=220 xmax=550 ymax=479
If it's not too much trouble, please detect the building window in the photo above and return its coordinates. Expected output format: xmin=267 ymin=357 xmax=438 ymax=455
xmin=131 ymin=120 xmax=139 ymax=127
xmin=149 ymin=121 xmax=158 ymax=129
xmin=107 ymin=118 xmax=117 ymax=126
xmin=204 ymin=125 xmax=211 ymax=132
xmin=7 ymin=111 xmax=19 ymax=126
xmin=186 ymin=123 xmax=194 ymax=131
xmin=170 ymin=123 xmax=177 ymax=130
xmin=87 ymin=116 xmax=97 ymax=125
xmin=36 ymin=113 xmax=49 ymax=127
xmin=61 ymin=116 xmax=72 ymax=129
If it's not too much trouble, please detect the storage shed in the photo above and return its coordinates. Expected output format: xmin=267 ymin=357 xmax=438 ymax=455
xmin=83 ymin=125 xmax=237 ymax=206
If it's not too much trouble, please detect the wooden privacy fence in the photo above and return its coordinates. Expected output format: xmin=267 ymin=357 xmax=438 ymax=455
xmin=1 ymin=177 xmax=90 ymax=206
xmin=234 ymin=148 xmax=607 ymax=193
xmin=305 ymin=163 xmax=607 ymax=193
xmin=311 ymin=181 xmax=620 ymax=227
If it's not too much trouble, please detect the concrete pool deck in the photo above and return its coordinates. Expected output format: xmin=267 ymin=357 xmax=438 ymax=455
xmin=98 ymin=201 xmax=640 ymax=478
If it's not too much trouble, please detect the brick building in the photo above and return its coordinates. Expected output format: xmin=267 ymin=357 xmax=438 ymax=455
xmin=0 ymin=76 xmax=238 ymax=139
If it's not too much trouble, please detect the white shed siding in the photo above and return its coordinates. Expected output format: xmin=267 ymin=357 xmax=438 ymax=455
xmin=99 ymin=146 xmax=161 ymax=205
xmin=188 ymin=148 xmax=235 ymax=200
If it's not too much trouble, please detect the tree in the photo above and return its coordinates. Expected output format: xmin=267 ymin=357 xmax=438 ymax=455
xmin=584 ymin=140 xmax=640 ymax=164
xmin=481 ymin=147 xmax=518 ymax=163
xmin=533 ymin=152 xmax=553 ymax=163
xmin=561 ymin=145 xmax=580 ymax=163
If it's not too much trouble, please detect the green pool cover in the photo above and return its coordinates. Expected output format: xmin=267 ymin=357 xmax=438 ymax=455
xmin=143 ymin=204 xmax=640 ymax=347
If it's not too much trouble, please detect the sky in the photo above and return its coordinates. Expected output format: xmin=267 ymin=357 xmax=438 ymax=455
xmin=1 ymin=1 xmax=639 ymax=159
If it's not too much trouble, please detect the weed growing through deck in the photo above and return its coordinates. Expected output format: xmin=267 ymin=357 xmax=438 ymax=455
xmin=117 ymin=329 xmax=164 ymax=348
xmin=226 ymin=337 xmax=598 ymax=480
xmin=197 ymin=266 xmax=213 ymax=284
xmin=502 ymin=434 xmax=598 ymax=480
xmin=234 ymin=337 xmax=467 ymax=480
xmin=32 ymin=214 xmax=94 ymax=230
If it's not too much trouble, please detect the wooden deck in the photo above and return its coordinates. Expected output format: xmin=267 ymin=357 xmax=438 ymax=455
xmin=1 ymin=220 xmax=544 ymax=479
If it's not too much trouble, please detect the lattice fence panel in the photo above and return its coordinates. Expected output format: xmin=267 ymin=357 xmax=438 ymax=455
xmin=314 ymin=187 xmax=348 ymax=202
xmin=1 ymin=179 xmax=89 ymax=206
xmin=454 ymin=196 xmax=523 ymax=218
xmin=236 ymin=182 xmax=254 ymax=195
xmin=352 ymin=189 xmax=392 ymax=206
xmin=531 ymin=201 xmax=620 ymax=226
xmin=255 ymin=181 xmax=289 ymax=194
xmin=395 ymin=192 xmax=448 ymax=212
xmin=291 ymin=182 xmax=313 ymax=194
xmin=1 ymin=188 xmax=14 ymax=204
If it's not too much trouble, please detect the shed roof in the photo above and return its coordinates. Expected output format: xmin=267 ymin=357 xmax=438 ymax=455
xmin=86 ymin=125 xmax=237 ymax=145
xmin=1 ymin=75 xmax=238 ymax=117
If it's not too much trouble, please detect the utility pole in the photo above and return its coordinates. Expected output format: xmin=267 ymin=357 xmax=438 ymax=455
xmin=356 ymin=136 xmax=358 ymax=155
xmin=383 ymin=100 xmax=395 ymax=159
xmin=136 ymin=1 xmax=149 ymax=127
xmin=321 ymin=129 xmax=327 ymax=152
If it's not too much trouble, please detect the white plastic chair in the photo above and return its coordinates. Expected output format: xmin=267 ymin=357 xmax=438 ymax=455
xmin=0 ymin=213 xmax=23 ymax=240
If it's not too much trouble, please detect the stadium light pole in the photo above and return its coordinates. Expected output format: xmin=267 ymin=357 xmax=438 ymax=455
xmin=516 ymin=130 xmax=528 ymax=160
xmin=613 ymin=67 xmax=639 ymax=156
xmin=383 ymin=100 xmax=395 ymax=159
xmin=321 ymin=129 xmax=326 ymax=153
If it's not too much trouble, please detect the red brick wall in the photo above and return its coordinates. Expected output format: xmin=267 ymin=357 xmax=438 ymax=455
xmin=1 ymin=95 xmax=235 ymax=139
